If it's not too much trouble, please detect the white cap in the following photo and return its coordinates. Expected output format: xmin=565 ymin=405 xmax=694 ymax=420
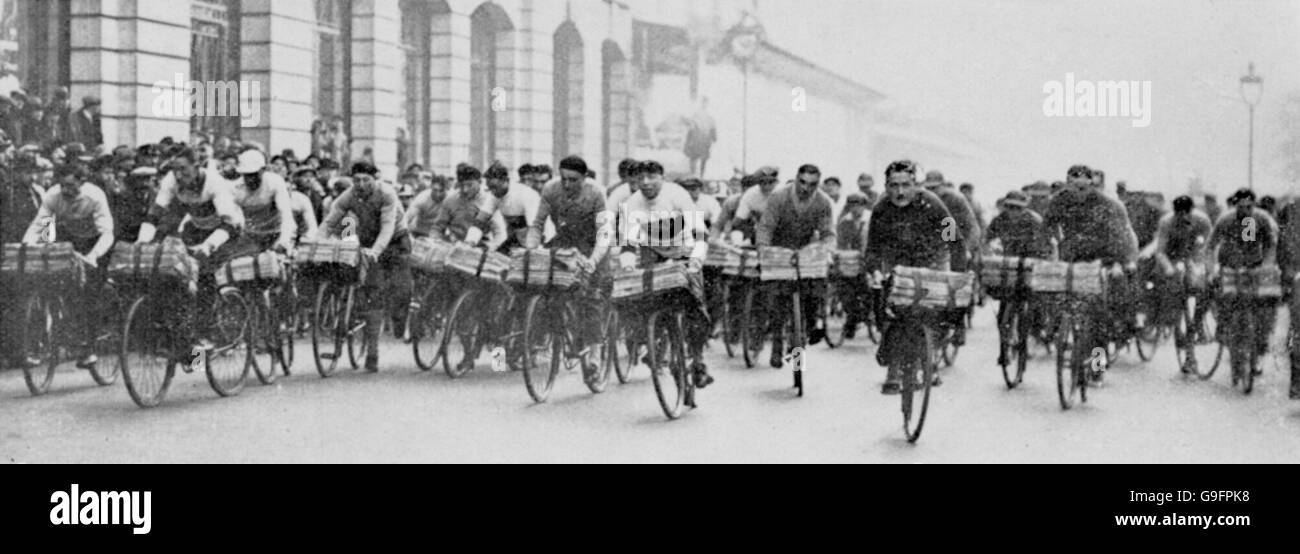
xmin=236 ymin=149 xmax=267 ymax=174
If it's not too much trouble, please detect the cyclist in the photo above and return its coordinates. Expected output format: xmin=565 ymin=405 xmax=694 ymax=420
xmin=136 ymin=149 xmax=246 ymax=352
xmin=729 ymin=166 xmax=781 ymax=242
xmin=228 ymin=149 xmax=295 ymax=257
xmin=1042 ymin=164 xmax=1140 ymax=382
xmin=1207 ymin=188 xmax=1279 ymax=385
xmin=837 ymin=192 xmax=872 ymax=339
xmin=1277 ymin=197 xmax=1299 ymax=398
xmin=482 ymin=161 xmax=541 ymax=253
xmin=921 ymin=172 xmax=980 ymax=346
xmin=317 ymin=161 xmax=414 ymax=372
xmin=1138 ymin=195 xmax=1213 ymax=347
xmin=756 ymin=163 xmax=835 ymax=368
xmin=430 ymin=163 xmax=507 ymax=249
xmin=617 ymin=159 xmax=713 ymax=388
xmin=22 ymin=163 xmax=115 ymax=369
xmin=864 ymin=160 xmax=955 ymax=394
xmin=526 ymin=156 xmax=610 ymax=384
xmin=984 ymin=190 xmax=1052 ymax=366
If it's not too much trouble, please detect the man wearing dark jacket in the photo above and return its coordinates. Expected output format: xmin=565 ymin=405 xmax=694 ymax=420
xmin=69 ymin=96 xmax=103 ymax=149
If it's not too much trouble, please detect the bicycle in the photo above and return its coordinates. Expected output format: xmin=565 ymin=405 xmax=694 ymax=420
xmin=119 ymin=253 xmax=253 ymax=407
xmin=218 ymin=252 xmax=295 ymax=385
xmin=1169 ymin=263 xmax=1222 ymax=379
xmin=645 ymin=306 xmax=695 ymax=419
xmin=517 ymin=291 xmax=616 ymax=403
xmin=19 ymin=259 xmax=123 ymax=395
xmin=440 ymin=279 xmax=518 ymax=378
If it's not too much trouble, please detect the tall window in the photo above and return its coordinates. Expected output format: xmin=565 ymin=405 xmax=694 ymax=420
xmin=470 ymin=3 xmax=511 ymax=169
xmin=399 ymin=0 xmax=431 ymax=169
xmin=190 ymin=0 xmax=241 ymax=140
xmin=552 ymin=22 xmax=583 ymax=166
xmin=2 ymin=0 xmax=71 ymax=98
xmin=315 ymin=0 xmax=351 ymax=128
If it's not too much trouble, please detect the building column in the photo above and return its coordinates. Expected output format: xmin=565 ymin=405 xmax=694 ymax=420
xmin=69 ymin=0 xmax=192 ymax=147
xmin=238 ymin=0 xmax=315 ymax=156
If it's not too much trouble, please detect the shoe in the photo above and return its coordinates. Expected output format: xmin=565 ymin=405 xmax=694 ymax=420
xmin=843 ymin=321 xmax=858 ymax=340
xmin=953 ymin=327 xmax=967 ymax=346
xmin=809 ymin=327 xmax=826 ymax=346
xmin=770 ymin=351 xmax=784 ymax=369
xmin=75 ymin=354 xmax=98 ymax=370
xmin=930 ymin=373 xmax=943 ymax=387
xmin=881 ymin=380 xmax=901 ymax=395
xmin=365 ymin=357 xmax=380 ymax=373
xmin=1090 ymin=369 xmax=1105 ymax=383
xmin=691 ymin=362 xmax=714 ymax=389
xmin=582 ymin=361 xmax=601 ymax=386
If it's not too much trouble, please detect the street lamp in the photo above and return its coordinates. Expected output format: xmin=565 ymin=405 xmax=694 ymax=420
xmin=1240 ymin=62 xmax=1263 ymax=189
xmin=728 ymin=14 xmax=762 ymax=173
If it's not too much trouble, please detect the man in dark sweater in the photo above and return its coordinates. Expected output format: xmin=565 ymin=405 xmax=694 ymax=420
xmin=864 ymin=160 xmax=955 ymax=394
xmin=756 ymin=164 xmax=835 ymax=368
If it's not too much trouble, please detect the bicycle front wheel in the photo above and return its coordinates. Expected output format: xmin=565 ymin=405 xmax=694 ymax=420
xmin=521 ymin=295 xmax=560 ymax=402
xmin=740 ymin=284 xmax=764 ymax=369
xmin=442 ymin=289 xmax=483 ymax=378
xmin=411 ymin=283 xmax=449 ymax=371
xmin=586 ymin=305 xmax=616 ymax=394
xmin=251 ymin=289 xmax=279 ymax=385
xmin=120 ymin=295 xmax=176 ymax=408
xmin=791 ymin=291 xmax=805 ymax=396
xmin=647 ymin=309 xmax=688 ymax=420
xmin=998 ymin=301 xmax=1023 ymax=389
xmin=21 ymin=294 xmax=58 ymax=396
xmin=206 ymin=288 xmax=252 ymax=397
xmin=900 ymin=324 xmax=935 ymax=443
xmin=89 ymin=283 xmax=123 ymax=386
xmin=1055 ymin=312 xmax=1087 ymax=410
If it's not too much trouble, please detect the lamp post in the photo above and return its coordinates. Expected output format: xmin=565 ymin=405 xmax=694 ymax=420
xmin=1239 ymin=62 xmax=1263 ymax=190
xmin=729 ymin=15 xmax=762 ymax=173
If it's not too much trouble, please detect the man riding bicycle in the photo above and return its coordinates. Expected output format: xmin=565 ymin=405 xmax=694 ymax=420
xmin=525 ymin=155 xmax=610 ymax=385
xmin=136 ymin=149 xmax=245 ymax=352
xmin=1139 ymin=195 xmax=1213 ymax=344
xmin=1042 ymin=164 xmax=1140 ymax=382
xmin=864 ymin=160 xmax=955 ymax=394
xmin=616 ymin=159 xmax=714 ymax=388
xmin=22 ymin=163 xmax=115 ymax=369
xmin=228 ymin=149 xmax=295 ymax=257
xmin=984 ymin=190 xmax=1053 ymax=366
xmin=317 ymin=161 xmax=414 ymax=372
xmin=1207 ymin=188 xmax=1279 ymax=385
xmin=755 ymin=163 xmax=835 ymax=368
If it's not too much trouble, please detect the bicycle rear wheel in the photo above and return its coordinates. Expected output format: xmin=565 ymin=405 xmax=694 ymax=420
xmin=346 ymin=288 xmax=369 ymax=371
xmin=120 ymin=295 xmax=177 ymax=408
xmin=900 ymin=324 xmax=935 ymax=443
xmin=823 ymin=282 xmax=845 ymax=348
xmin=311 ymin=282 xmax=348 ymax=378
xmin=648 ymin=309 xmax=688 ymax=420
xmin=206 ymin=288 xmax=252 ymax=397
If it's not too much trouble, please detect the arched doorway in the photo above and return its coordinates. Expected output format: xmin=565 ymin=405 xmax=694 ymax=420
xmin=602 ymin=40 xmax=630 ymax=186
xmin=552 ymin=21 xmax=583 ymax=166
xmin=470 ymin=2 xmax=513 ymax=169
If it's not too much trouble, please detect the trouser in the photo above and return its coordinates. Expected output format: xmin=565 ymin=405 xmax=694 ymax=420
xmin=689 ymin=155 xmax=710 ymax=178
xmin=838 ymin=276 xmax=872 ymax=329
xmin=765 ymin=280 xmax=823 ymax=352
xmin=358 ymin=234 xmax=414 ymax=364
xmin=1217 ymin=296 xmax=1277 ymax=371
xmin=1289 ymin=289 xmax=1299 ymax=394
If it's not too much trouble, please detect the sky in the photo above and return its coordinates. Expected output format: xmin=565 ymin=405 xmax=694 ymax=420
xmin=631 ymin=0 xmax=1300 ymax=199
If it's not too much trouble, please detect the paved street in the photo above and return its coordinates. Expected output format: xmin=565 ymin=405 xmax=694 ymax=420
xmin=2 ymin=306 xmax=1298 ymax=463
